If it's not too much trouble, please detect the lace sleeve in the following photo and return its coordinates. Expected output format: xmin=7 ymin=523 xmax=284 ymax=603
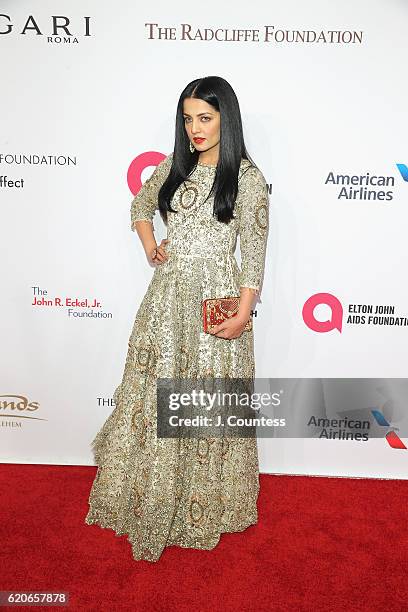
xmin=236 ymin=166 xmax=269 ymax=295
xmin=130 ymin=153 xmax=173 ymax=230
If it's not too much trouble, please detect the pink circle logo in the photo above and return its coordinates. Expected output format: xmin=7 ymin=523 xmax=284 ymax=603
xmin=127 ymin=151 xmax=166 ymax=195
xmin=302 ymin=293 xmax=343 ymax=333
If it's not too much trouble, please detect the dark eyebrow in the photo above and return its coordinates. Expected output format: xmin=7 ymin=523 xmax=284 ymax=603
xmin=182 ymin=112 xmax=213 ymax=117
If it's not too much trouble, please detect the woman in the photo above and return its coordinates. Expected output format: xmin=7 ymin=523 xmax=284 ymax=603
xmin=85 ymin=75 xmax=270 ymax=562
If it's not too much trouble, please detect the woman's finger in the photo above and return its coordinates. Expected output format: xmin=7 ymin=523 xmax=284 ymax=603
xmin=160 ymin=242 xmax=170 ymax=257
xmin=210 ymin=319 xmax=244 ymax=339
xmin=152 ymin=244 xmax=170 ymax=264
xmin=156 ymin=248 xmax=168 ymax=261
xmin=210 ymin=323 xmax=226 ymax=334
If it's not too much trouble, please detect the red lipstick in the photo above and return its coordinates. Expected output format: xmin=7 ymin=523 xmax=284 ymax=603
xmin=193 ymin=138 xmax=205 ymax=143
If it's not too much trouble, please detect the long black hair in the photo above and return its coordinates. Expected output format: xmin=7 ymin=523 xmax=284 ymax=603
xmin=158 ymin=75 xmax=258 ymax=224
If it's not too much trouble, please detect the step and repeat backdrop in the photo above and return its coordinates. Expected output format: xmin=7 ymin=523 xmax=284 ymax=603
xmin=1 ymin=1 xmax=408 ymax=478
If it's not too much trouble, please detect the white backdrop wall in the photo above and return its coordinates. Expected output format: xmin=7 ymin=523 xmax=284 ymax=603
xmin=1 ymin=0 xmax=407 ymax=478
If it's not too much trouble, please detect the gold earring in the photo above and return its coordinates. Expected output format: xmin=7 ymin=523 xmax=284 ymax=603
xmin=189 ymin=141 xmax=195 ymax=153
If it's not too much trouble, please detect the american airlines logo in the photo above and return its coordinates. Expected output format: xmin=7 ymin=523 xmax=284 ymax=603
xmin=324 ymin=163 xmax=408 ymax=202
xmin=371 ymin=410 xmax=406 ymax=450
xmin=396 ymin=164 xmax=408 ymax=182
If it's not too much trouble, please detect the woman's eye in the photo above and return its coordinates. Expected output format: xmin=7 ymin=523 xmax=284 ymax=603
xmin=183 ymin=116 xmax=210 ymax=122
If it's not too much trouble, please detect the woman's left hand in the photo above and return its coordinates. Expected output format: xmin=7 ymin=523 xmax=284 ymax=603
xmin=209 ymin=315 xmax=249 ymax=340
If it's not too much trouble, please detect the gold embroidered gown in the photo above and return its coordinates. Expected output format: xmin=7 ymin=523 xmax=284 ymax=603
xmin=85 ymin=153 xmax=269 ymax=562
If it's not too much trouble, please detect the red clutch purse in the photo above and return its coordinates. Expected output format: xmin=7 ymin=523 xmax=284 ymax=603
xmin=202 ymin=296 xmax=252 ymax=333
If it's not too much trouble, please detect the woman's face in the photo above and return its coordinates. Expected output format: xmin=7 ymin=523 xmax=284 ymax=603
xmin=183 ymin=97 xmax=220 ymax=155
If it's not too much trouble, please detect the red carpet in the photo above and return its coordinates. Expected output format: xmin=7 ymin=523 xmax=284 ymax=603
xmin=1 ymin=464 xmax=407 ymax=611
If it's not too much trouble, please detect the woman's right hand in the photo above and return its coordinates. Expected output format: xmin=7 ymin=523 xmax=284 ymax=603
xmin=147 ymin=238 xmax=170 ymax=265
